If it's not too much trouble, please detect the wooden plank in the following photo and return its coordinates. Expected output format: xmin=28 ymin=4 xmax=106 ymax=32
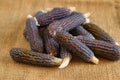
xmin=0 ymin=0 xmax=120 ymax=80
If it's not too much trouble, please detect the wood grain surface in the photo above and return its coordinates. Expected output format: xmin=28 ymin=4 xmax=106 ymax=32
xmin=0 ymin=0 xmax=120 ymax=80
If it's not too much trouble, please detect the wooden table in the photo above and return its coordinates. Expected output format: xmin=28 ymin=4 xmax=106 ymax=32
xmin=0 ymin=0 xmax=120 ymax=80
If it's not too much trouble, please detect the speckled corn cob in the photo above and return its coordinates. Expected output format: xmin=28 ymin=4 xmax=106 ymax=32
xmin=37 ymin=7 xmax=72 ymax=26
xmin=10 ymin=48 xmax=62 ymax=67
xmin=23 ymin=10 xmax=44 ymax=41
xmin=76 ymin=36 xmax=120 ymax=61
xmin=51 ymin=30 xmax=99 ymax=64
xmin=48 ymin=12 xmax=86 ymax=35
xmin=26 ymin=15 xmax=43 ymax=52
xmin=82 ymin=23 xmax=116 ymax=44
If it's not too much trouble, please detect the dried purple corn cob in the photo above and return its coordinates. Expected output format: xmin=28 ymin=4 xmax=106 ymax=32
xmin=43 ymin=29 xmax=59 ymax=56
xmin=82 ymin=23 xmax=117 ymax=44
xmin=37 ymin=7 xmax=72 ymax=26
xmin=10 ymin=48 xmax=62 ymax=67
xmin=69 ymin=25 xmax=94 ymax=39
xmin=59 ymin=46 xmax=72 ymax=68
xmin=48 ymin=12 xmax=87 ymax=35
xmin=23 ymin=11 xmax=44 ymax=41
xmin=51 ymin=30 xmax=99 ymax=64
xmin=26 ymin=15 xmax=43 ymax=52
xmin=76 ymin=36 xmax=120 ymax=61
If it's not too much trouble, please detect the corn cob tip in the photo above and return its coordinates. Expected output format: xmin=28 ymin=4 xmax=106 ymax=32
xmin=59 ymin=56 xmax=71 ymax=68
xmin=116 ymin=42 xmax=119 ymax=45
xmin=85 ymin=18 xmax=90 ymax=23
xmin=54 ymin=57 xmax=63 ymax=65
xmin=84 ymin=12 xmax=91 ymax=18
xmin=53 ymin=31 xmax=56 ymax=36
xmin=92 ymin=37 xmax=95 ymax=39
xmin=68 ymin=7 xmax=76 ymax=12
xmin=27 ymin=14 xmax=33 ymax=18
xmin=83 ymin=13 xmax=91 ymax=23
xmin=90 ymin=56 xmax=99 ymax=64
xmin=33 ymin=17 xmax=40 ymax=26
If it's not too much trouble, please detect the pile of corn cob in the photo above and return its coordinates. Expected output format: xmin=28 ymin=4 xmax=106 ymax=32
xmin=10 ymin=7 xmax=120 ymax=68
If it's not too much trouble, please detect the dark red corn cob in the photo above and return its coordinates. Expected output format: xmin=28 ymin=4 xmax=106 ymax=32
xmin=26 ymin=15 xmax=43 ymax=52
xmin=59 ymin=46 xmax=72 ymax=68
xmin=37 ymin=7 xmax=72 ymax=26
xmin=48 ymin=12 xmax=86 ymax=35
xmin=43 ymin=29 xmax=59 ymax=56
xmin=52 ymin=30 xmax=99 ymax=64
xmin=82 ymin=23 xmax=117 ymax=44
xmin=69 ymin=25 xmax=94 ymax=39
xmin=76 ymin=36 xmax=120 ymax=61
xmin=10 ymin=48 xmax=62 ymax=67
